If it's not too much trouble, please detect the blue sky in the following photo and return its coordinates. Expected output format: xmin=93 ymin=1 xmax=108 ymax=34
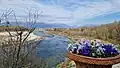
xmin=0 ymin=0 xmax=120 ymax=26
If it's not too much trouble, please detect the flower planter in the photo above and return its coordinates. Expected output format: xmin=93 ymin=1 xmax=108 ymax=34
xmin=67 ymin=52 xmax=120 ymax=68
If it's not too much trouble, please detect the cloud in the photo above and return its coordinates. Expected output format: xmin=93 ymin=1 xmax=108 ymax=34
xmin=74 ymin=1 xmax=113 ymax=20
xmin=0 ymin=0 xmax=120 ymax=25
xmin=39 ymin=0 xmax=120 ymax=24
xmin=0 ymin=0 xmax=73 ymax=24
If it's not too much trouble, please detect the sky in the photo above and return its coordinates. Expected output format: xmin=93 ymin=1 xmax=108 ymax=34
xmin=0 ymin=0 xmax=120 ymax=26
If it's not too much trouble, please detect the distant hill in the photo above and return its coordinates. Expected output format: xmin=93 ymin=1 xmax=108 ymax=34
xmin=0 ymin=22 xmax=75 ymax=28
xmin=34 ymin=22 xmax=74 ymax=28
xmin=82 ymin=24 xmax=99 ymax=27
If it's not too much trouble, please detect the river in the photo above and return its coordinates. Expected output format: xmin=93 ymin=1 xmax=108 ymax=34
xmin=33 ymin=30 xmax=70 ymax=68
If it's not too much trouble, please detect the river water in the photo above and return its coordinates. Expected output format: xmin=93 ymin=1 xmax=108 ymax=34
xmin=33 ymin=30 xmax=70 ymax=68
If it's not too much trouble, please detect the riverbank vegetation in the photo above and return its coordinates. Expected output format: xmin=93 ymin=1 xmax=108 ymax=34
xmin=46 ymin=21 xmax=120 ymax=45
xmin=0 ymin=26 xmax=28 ymax=32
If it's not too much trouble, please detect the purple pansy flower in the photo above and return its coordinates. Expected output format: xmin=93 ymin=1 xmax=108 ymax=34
xmin=68 ymin=39 xmax=119 ymax=58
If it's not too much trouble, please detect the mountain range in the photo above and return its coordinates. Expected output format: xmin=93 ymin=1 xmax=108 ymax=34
xmin=0 ymin=22 xmax=76 ymax=28
xmin=0 ymin=22 xmax=98 ymax=28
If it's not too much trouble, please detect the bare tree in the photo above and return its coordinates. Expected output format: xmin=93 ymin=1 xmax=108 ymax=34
xmin=0 ymin=9 xmax=47 ymax=68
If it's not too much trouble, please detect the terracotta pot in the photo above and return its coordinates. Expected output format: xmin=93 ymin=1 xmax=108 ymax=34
xmin=67 ymin=52 xmax=120 ymax=68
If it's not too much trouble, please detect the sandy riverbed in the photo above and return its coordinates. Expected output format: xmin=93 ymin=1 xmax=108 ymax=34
xmin=0 ymin=31 xmax=43 ymax=41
